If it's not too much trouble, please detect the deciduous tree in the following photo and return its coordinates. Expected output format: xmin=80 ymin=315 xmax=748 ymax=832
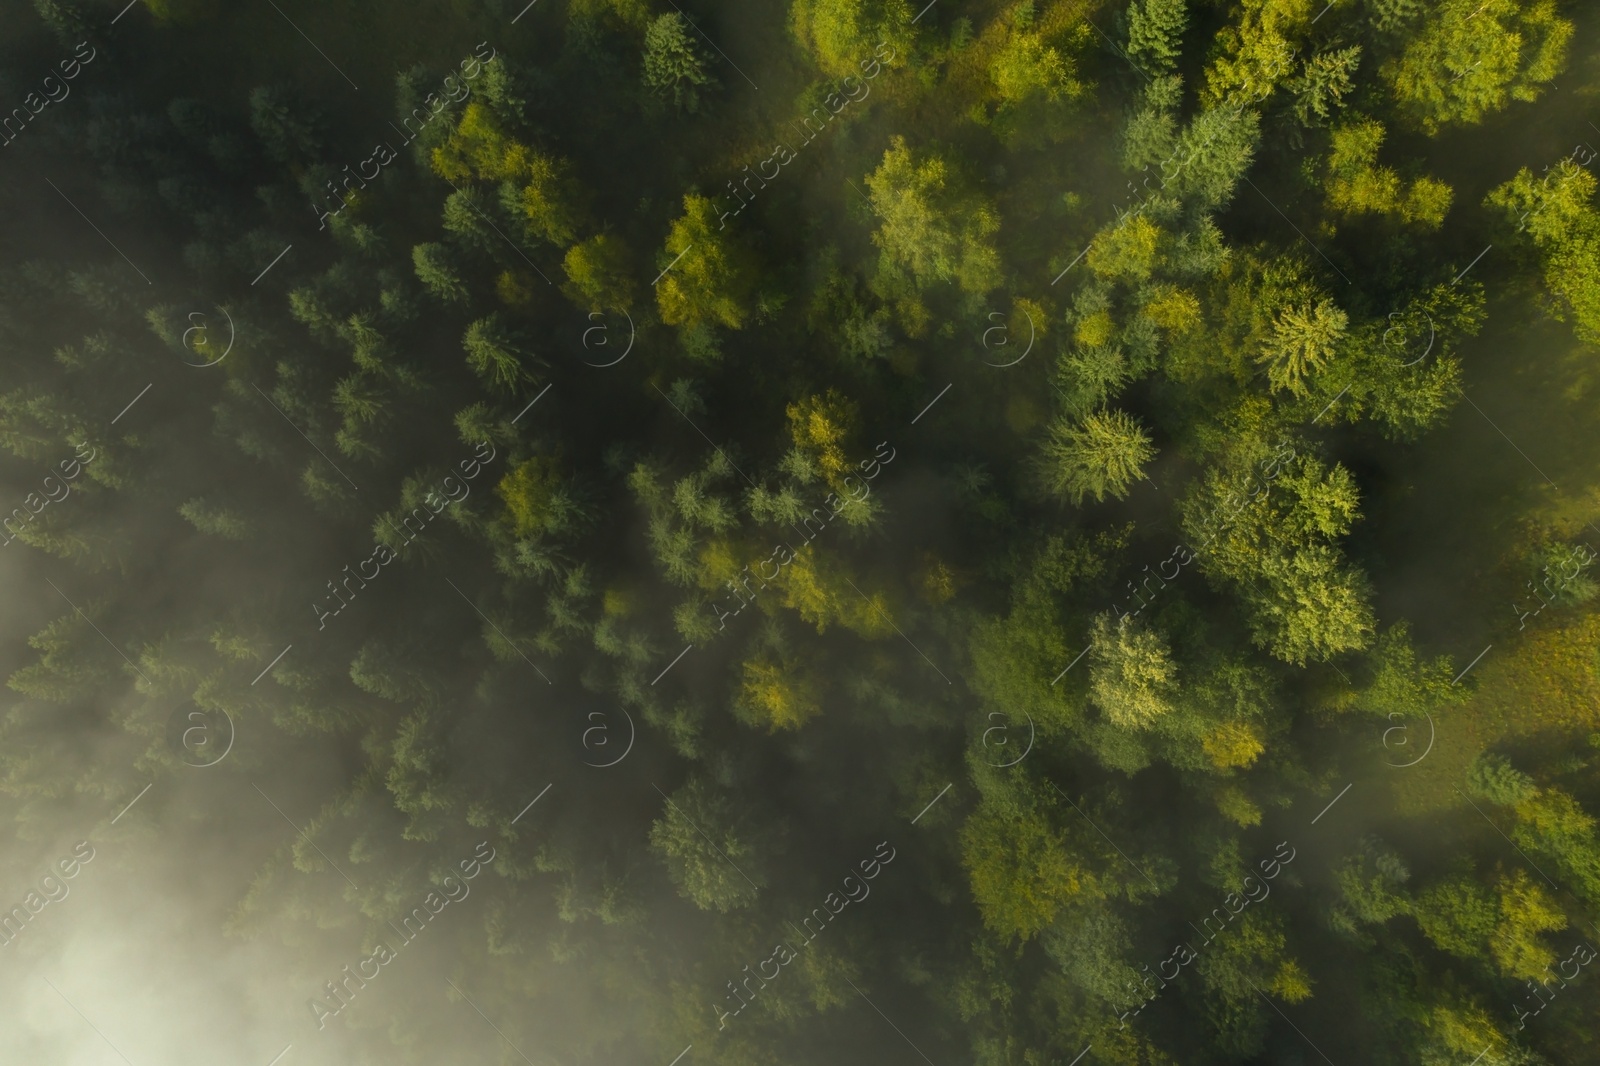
xmin=1383 ymin=0 xmax=1571 ymax=134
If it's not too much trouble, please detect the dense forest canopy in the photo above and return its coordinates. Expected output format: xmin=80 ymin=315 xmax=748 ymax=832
xmin=1 ymin=0 xmax=1600 ymax=1063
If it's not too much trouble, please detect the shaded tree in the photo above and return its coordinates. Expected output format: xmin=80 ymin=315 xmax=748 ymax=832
xmin=562 ymin=233 xmax=636 ymax=311
xmin=463 ymin=315 xmax=539 ymax=391
xmin=643 ymin=12 xmax=718 ymax=112
xmin=866 ymin=136 xmax=1002 ymax=298
xmin=648 ymin=777 xmax=768 ymax=912
xmin=247 ymin=86 xmax=323 ymax=164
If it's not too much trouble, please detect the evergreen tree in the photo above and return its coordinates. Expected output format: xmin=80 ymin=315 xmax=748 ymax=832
xmin=1125 ymin=0 xmax=1187 ymax=76
xmin=247 ymin=86 xmax=324 ymax=164
xmin=562 ymin=234 xmax=636 ymax=311
xmin=463 ymin=315 xmax=539 ymax=391
xmin=648 ymin=778 xmax=768 ymax=912
xmin=412 ymin=242 xmax=470 ymax=304
xmin=1037 ymin=408 xmax=1155 ymax=504
xmin=866 ymin=136 xmax=1003 ymax=298
xmin=1257 ymin=296 xmax=1348 ymax=396
xmin=655 ymin=195 xmax=758 ymax=332
xmin=1383 ymin=0 xmax=1572 ymax=134
xmin=790 ymin=0 xmax=914 ymax=79
xmin=643 ymin=12 xmax=718 ymax=113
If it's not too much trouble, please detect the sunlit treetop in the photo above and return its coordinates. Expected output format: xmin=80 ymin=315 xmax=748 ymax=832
xmin=1382 ymin=0 xmax=1572 ymax=134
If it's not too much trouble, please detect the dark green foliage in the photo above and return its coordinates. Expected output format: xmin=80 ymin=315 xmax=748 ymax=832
xmin=643 ymin=12 xmax=717 ymax=112
xmin=412 ymin=241 xmax=470 ymax=303
xmin=1125 ymin=0 xmax=1186 ymax=76
xmin=247 ymin=85 xmax=323 ymax=164
xmin=462 ymin=314 xmax=539 ymax=391
xmin=648 ymin=777 xmax=769 ymax=911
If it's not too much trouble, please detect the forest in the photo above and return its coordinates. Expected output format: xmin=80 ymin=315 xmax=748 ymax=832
xmin=1 ymin=0 xmax=1599 ymax=1063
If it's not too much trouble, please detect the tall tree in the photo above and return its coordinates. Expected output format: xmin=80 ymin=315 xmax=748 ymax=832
xmin=1036 ymin=408 xmax=1155 ymax=504
xmin=1382 ymin=0 xmax=1572 ymax=133
xmin=643 ymin=12 xmax=718 ymax=112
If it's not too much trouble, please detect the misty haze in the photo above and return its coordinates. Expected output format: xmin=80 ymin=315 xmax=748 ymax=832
xmin=1 ymin=0 xmax=1599 ymax=1064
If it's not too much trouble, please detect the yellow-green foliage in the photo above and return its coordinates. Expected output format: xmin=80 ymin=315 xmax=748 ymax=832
xmin=1202 ymin=720 xmax=1265 ymax=770
xmin=143 ymin=0 xmax=218 ymax=22
xmin=1182 ymin=451 xmax=1375 ymax=664
xmin=655 ymin=195 xmax=757 ymax=330
xmin=1383 ymin=0 xmax=1571 ymax=134
xmin=1088 ymin=613 xmax=1177 ymax=730
xmin=496 ymin=456 xmax=564 ymax=538
xmin=960 ymin=785 xmax=1098 ymax=941
xmin=1037 ymin=409 xmax=1156 ymax=504
xmin=432 ymin=105 xmax=586 ymax=247
xmin=988 ymin=4 xmax=1088 ymax=104
xmin=736 ymin=654 xmax=823 ymax=731
xmin=1194 ymin=906 xmax=1314 ymax=1002
xmin=790 ymin=0 xmax=915 ymax=78
xmin=1087 ymin=214 xmax=1162 ymax=282
xmin=1488 ymin=160 xmax=1600 ymax=346
xmin=562 ymin=235 xmax=637 ymax=312
xmin=1202 ymin=0 xmax=1316 ymax=108
xmin=431 ymin=102 xmax=529 ymax=183
xmin=866 ymin=136 xmax=1003 ymax=296
xmin=775 ymin=549 xmax=894 ymax=637
xmin=1488 ymin=869 xmax=1567 ymax=980
xmin=1257 ymin=296 xmax=1348 ymax=396
xmin=786 ymin=390 xmax=857 ymax=487
xmin=1325 ymin=118 xmax=1452 ymax=227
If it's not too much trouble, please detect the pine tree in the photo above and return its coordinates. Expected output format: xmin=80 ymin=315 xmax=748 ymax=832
xmin=1257 ymin=297 xmax=1348 ymax=396
xmin=1037 ymin=408 xmax=1154 ymax=504
xmin=248 ymin=86 xmax=324 ymax=164
xmin=643 ymin=13 xmax=718 ymax=113
xmin=412 ymin=243 xmax=470 ymax=304
xmin=648 ymin=778 xmax=767 ymax=912
xmin=463 ymin=315 xmax=539 ymax=391
xmin=1125 ymin=0 xmax=1187 ymax=76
